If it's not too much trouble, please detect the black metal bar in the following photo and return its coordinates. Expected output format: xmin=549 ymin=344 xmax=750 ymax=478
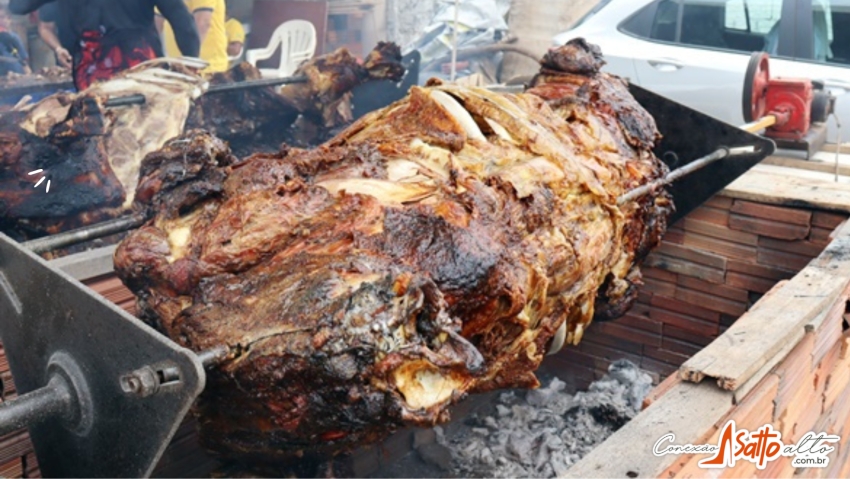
xmin=103 ymin=93 xmax=146 ymax=108
xmin=22 ymin=213 xmax=147 ymax=254
xmin=0 ymin=374 xmax=73 ymax=437
xmin=204 ymin=74 xmax=308 ymax=94
xmin=102 ymin=75 xmax=308 ymax=108
xmin=618 ymin=148 xmax=731 ymax=205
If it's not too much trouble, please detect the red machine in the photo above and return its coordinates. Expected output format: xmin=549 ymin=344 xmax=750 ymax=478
xmin=743 ymin=52 xmax=834 ymax=155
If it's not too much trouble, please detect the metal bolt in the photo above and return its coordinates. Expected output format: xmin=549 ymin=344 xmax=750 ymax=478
xmin=119 ymin=367 xmax=159 ymax=398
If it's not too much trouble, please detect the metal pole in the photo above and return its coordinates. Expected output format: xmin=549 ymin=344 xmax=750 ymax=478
xmin=103 ymin=94 xmax=147 ymax=108
xmin=22 ymin=213 xmax=147 ymax=255
xmin=0 ymin=375 xmax=74 ymax=437
xmin=197 ymin=345 xmax=230 ymax=369
xmin=618 ymin=147 xmax=732 ymax=205
xmin=451 ymin=0 xmax=460 ymax=82
xmin=104 ymin=75 xmax=310 ymax=108
xmin=835 ymin=113 xmax=843 ymax=183
xmin=205 ymin=75 xmax=309 ymax=94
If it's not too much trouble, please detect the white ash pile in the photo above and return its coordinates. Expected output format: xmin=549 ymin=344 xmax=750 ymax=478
xmin=443 ymin=360 xmax=653 ymax=478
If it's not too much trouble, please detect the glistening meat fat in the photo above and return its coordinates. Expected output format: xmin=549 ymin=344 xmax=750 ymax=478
xmin=114 ymin=39 xmax=673 ymax=464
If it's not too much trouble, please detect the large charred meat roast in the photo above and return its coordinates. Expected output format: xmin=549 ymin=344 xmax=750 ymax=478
xmin=114 ymin=39 xmax=673 ymax=464
xmin=0 ymin=44 xmax=403 ymax=240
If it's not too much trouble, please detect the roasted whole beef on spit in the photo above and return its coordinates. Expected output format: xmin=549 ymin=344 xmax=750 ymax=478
xmin=0 ymin=44 xmax=403 ymax=240
xmin=114 ymin=39 xmax=673 ymax=465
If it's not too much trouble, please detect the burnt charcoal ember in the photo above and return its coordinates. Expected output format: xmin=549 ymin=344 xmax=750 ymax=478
xmin=446 ymin=361 xmax=653 ymax=478
xmin=114 ymin=40 xmax=671 ymax=465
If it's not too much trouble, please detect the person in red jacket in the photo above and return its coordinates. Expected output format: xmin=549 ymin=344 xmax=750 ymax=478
xmin=9 ymin=0 xmax=200 ymax=90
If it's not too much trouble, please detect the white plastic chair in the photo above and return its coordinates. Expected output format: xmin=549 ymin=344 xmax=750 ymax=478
xmin=245 ymin=20 xmax=317 ymax=78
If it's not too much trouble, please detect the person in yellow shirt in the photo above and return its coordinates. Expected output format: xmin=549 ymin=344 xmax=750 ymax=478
xmin=157 ymin=0 xmax=228 ymax=73
xmin=225 ymin=18 xmax=245 ymax=58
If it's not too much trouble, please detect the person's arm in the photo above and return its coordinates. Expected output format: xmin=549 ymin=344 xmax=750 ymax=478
xmin=8 ymin=0 xmax=51 ymax=15
xmin=193 ymin=10 xmax=213 ymax=44
xmin=155 ymin=0 xmax=200 ymax=57
xmin=37 ymin=21 xmax=71 ymax=68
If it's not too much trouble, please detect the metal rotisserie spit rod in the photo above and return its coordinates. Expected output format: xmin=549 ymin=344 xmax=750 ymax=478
xmin=21 ymin=213 xmax=148 ymax=254
xmin=103 ymin=74 xmax=309 ymax=108
xmin=618 ymin=146 xmax=756 ymax=205
xmin=0 ymin=374 xmax=74 ymax=437
xmin=20 ymin=146 xmax=760 ymax=255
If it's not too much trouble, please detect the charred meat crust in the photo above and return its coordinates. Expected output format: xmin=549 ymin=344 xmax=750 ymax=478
xmin=0 ymin=44 xmax=405 ymax=241
xmin=115 ymin=39 xmax=672 ymax=464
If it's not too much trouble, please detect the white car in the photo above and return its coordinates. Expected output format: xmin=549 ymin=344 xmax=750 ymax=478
xmin=554 ymin=0 xmax=850 ymax=141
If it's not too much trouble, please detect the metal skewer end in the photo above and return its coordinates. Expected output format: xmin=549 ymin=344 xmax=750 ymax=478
xmin=618 ymin=145 xmax=758 ymax=205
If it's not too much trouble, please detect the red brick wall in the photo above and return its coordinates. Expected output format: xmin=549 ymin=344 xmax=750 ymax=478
xmin=547 ymin=194 xmax=849 ymax=390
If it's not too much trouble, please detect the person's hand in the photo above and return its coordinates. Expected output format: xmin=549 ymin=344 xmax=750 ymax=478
xmin=54 ymin=46 xmax=72 ymax=68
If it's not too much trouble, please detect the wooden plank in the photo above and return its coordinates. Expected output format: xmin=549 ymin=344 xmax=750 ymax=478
xmin=762 ymin=153 xmax=850 ymax=177
xmin=664 ymin=324 xmax=717 ymax=348
xmin=594 ymin=321 xmax=661 ymax=348
xmin=644 ymin=254 xmax=725 ymax=284
xmin=811 ymin=225 xmax=837 ymax=245
xmin=704 ymin=195 xmax=734 ymax=210
xmin=819 ymin=142 xmax=850 ymax=154
xmin=564 ymin=382 xmax=732 ymax=479
xmin=756 ymin=247 xmax=814 ymax=272
xmin=654 ymin=242 xmax=728 ymax=269
xmin=674 ymin=286 xmax=748 ymax=317
xmin=683 ymin=232 xmax=757 ymax=261
xmin=649 ymin=295 xmax=721 ymax=322
xmin=661 ymin=337 xmax=704 ymax=356
xmin=640 ymin=356 xmax=678 ymax=377
xmin=812 ymin=211 xmax=849 ymax=229
xmin=663 ymin=228 xmax=686 ymax=244
xmin=679 ymin=222 xmax=850 ymax=391
xmin=729 ymin=214 xmax=810 ymax=240
xmin=641 ymin=276 xmax=677 ymax=297
xmin=725 ymin=271 xmax=778 ymax=294
xmin=580 ymin=335 xmax=644 ymax=361
xmin=643 ymin=346 xmax=690 ymax=369
xmin=687 ymin=206 xmax=729 ymax=226
xmin=650 ymin=308 xmax=719 ymax=337
xmin=642 ymin=372 xmax=681 ymax=409
xmin=757 ymin=236 xmax=826 ymax=258
xmin=726 ymin=260 xmax=795 ymax=281
xmin=723 ymin=165 xmax=850 ymax=213
xmin=641 ymin=266 xmax=678 ymax=284
xmin=682 ymin=217 xmax=759 ymax=246
xmin=730 ymin=200 xmax=813 ymax=226
xmin=677 ymin=276 xmax=749 ymax=303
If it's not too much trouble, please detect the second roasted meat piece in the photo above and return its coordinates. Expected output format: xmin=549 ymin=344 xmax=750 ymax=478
xmin=187 ymin=43 xmax=405 ymax=154
xmin=115 ymin=39 xmax=672 ymax=465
